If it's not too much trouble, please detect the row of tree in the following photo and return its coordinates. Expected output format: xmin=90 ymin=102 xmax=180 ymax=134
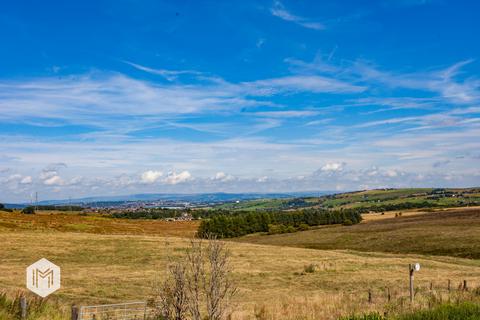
xmin=197 ymin=209 xmax=362 ymax=238
xmin=0 ymin=203 xmax=13 ymax=212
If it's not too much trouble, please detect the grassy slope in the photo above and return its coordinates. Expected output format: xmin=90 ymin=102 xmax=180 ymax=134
xmin=0 ymin=210 xmax=199 ymax=237
xmin=236 ymin=207 xmax=480 ymax=259
xmin=1 ymin=231 xmax=480 ymax=320
xmin=216 ymin=188 xmax=480 ymax=211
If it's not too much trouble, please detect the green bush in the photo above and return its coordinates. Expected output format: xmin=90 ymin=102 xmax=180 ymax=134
xmin=267 ymin=224 xmax=285 ymax=235
xmin=303 ymin=263 xmax=318 ymax=273
xmin=21 ymin=206 xmax=35 ymax=214
xmin=396 ymin=302 xmax=480 ymax=320
xmin=343 ymin=219 xmax=353 ymax=226
xmin=298 ymin=223 xmax=309 ymax=231
xmin=339 ymin=312 xmax=385 ymax=320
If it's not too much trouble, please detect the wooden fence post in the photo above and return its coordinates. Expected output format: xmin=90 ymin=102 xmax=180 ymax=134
xmin=71 ymin=305 xmax=79 ymax=320
xmin=368 ymin=289 xmax=372 ymax=304
xmin=387 ymin=287 xmax=391 ymax=302
xmin=409 ymin=264 xmax=414 ymax=303
xmin=448 ymin=279 xmax=451 ymax=292
xmin=463 ymin=280 xmax=468 ymax=291
xmin=20 ymin=296 xmax=27 ymax=320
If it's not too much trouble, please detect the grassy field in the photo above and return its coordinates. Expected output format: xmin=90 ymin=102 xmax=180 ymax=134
xmin=1 ymin=230 xmax=480 ymax=319
xmin=215 ymin=188 xmax=480 ymax=211
xmin=236 ymin=207 xmax=480 ymax=259
xmin=0 ymin=210 xmax=199 ymax=237
xmin=1 ymin=207 xmax=480 ymax=319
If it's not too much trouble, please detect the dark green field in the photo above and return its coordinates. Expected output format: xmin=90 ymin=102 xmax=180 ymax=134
xmin=235 ymin=207 xmax=480 ymax=259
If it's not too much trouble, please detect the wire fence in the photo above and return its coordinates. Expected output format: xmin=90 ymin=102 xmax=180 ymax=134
xmin=77 ymin=301 xmax=155 ymax=320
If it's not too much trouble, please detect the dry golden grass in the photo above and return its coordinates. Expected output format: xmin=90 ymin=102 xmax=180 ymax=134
xmin=0 ymin=211 xmax=199 ymax=237
xmin=1 ymin=230 xmax=480 ymax=319
xmin=361 ymin=206 xmax=480 ymax=222
xmin=237 ymin=207 xmax=480 ymax=259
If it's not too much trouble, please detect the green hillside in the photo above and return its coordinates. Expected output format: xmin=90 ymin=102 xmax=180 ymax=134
xmin=215 ymin=188 xmax=480 ymax=212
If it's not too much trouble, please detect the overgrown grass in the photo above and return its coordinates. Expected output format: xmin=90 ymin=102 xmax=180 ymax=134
xmin=0 ymin=292 xmax=66 ymax=320
xmin=237 ymin=208 xmax=480 ymax=259
xmin=340 ymin=301 xmax=480 ymax=320
xmin=397 ymin=302 xmax=480 ymax=320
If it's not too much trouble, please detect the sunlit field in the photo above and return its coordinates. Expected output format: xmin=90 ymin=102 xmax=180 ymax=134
xmin=1 ymin=208 xmax=480 ymax=319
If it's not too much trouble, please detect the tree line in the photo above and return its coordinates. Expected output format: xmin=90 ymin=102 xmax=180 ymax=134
xmin=197 ymin=208 xmax=362 ymax=238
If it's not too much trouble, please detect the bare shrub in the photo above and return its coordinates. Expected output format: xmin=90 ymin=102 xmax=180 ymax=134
xmin=151 ymin=235 xmax=236 ymax=320
xmin=204 ymin=236 xmax=237 ymax=320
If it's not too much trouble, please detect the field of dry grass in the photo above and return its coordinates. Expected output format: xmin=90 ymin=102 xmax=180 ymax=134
xmin=1 ymin=229 xmax=480 ymax=319
xmin=1 ymin=208 xmax=480 ymax=319
xmin=0 ymin=210 xmax=199 ymax=237
xmin=236 ymin=207 xmax=480 ymax=259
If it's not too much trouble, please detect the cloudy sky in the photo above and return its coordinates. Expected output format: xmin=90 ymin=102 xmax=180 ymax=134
xmin=1 ymin=0 xmax=480 ymax=202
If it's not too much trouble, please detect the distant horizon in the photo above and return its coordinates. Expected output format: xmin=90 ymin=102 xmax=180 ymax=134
xmin=4 ymin=186 xmax=480 ymax=205
xmin=1 ymin=1 xmax=480 ymax=202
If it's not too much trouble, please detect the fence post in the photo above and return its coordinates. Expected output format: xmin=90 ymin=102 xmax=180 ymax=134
xmin=20 ymin=296 xmax=27 ymax=320
xmin=463 ymin=280 xmax=468 ymax=291
xmin=387 ymin=287 xmax=391 ymax=302
xmin=71 ymin=305 xmax=79 ymax=320
xmin=368 ymin=289 xmax=372 ymax=303
xmin=448 ymin=279 xmax=451 ymax=292
xmin=409 ymin=264 xmax=414 ymax=303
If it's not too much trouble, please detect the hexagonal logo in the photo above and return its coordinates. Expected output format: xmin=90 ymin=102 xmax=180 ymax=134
xmin=26 ymin=258 xmax=61 ymax=298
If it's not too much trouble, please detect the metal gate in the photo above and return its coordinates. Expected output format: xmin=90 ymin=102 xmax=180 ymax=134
xmin=78 ymin=301 xmax=154 ymax=320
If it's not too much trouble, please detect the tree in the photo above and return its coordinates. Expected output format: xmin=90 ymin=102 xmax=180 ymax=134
xmin=22 ymin=206 xmax=35 ymax=214
xmin=151 ymin=236 xmax=236 ymax=320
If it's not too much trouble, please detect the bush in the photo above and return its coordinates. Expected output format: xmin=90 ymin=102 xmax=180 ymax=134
xmin=303 ymin=263 xmax=318 ymax=273
xmin=298 ymin=223 xmax=309 ymax=231
xmin=22 ymin=206 xmax=35 ymax=214
xmin=267 ymin=224 xmax=286 ymax=235
xmin=343 ymin=219 xmax=353 ymax=226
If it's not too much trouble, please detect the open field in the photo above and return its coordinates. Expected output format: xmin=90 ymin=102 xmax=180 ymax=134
xmin=1 ymin=206 xmax=480 ymax=319
xmin=1 ymin=230 xmax=480 ymax=319
xmin=0 ymin=211 xmax=199 ymax=237
xmin=236 ymin=207 xmax=480 ymax=259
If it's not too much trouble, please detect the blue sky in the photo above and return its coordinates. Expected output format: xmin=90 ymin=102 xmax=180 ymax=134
xmin=1 ymin=0 xmax=480 ymax=202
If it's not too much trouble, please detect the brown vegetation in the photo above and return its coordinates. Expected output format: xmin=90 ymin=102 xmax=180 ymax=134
xmin=0 ymin=210 xmax=199 ymax=237
xmin=236 ymin=207 xmax=480 ymax=259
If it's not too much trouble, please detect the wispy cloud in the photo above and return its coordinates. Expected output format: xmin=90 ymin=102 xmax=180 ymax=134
xmin=123 ymin=61 xmax=203 ymax=81
xmin=270 ymin=1 xmax=325 ymax=30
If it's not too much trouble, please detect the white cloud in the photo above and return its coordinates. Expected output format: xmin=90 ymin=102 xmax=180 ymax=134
xmin=257 ymin=176 xmax=268 ymax=182
xmin=123 ymin=61 xmax=203 ymax=81
xmin=212 ymin=172 xmax=235 ymax=182
xmin=20 ymin=176 xmax=32 ymax=184
xmin=43 ymin=175 xmax=64 ymax=186
xmin=271 ymin=1 xmax=325 ymax=30
xmin=6 ymin=174 xmax=22 ymax=182
xmin=246 ymin=75 xmax=365 ymax=95
xmin=321 ymin=162 xmax=345 ymax=172
xmin=385 ymin=169 xmax=399 ymax=177
xmin=164 ymin=171 xmax=192 ymax=185
xmin=141 ymin=170 xmax=163 ymax=184
xmin=251 ymin=110 xmax=321 ymax=118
